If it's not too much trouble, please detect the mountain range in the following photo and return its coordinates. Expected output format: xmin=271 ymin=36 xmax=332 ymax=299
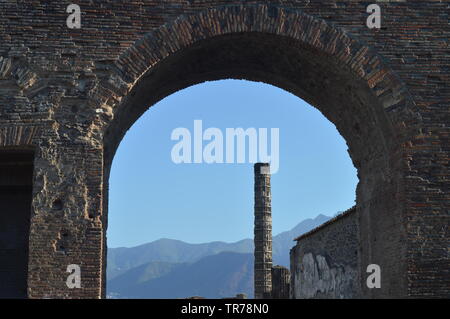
xmin=107 ymin=214 xmax=331 ymax=298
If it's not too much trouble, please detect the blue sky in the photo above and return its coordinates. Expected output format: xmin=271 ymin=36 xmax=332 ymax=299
xmin=107 ymin=80 xmax=358 ymax=248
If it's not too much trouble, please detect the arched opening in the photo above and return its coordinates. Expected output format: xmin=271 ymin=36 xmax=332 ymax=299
xmin=105 ymin=79 xmax=358 ymax=298
xmin=0 ymin=148 xmax=34 ymax=298
xmin=99 ymin=5 xmax=410 ymax=298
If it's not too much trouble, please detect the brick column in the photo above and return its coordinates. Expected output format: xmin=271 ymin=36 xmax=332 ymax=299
xmin=254 ymin=163 xmax=272 ymax=299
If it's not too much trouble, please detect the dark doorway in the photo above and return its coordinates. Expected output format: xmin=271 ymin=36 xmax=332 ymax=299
xmin=0 ymin=150 xmax=34 ymax=298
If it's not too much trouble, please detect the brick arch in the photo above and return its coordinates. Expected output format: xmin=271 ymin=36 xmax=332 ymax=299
xmin=95 ymin=4 xmax=417 ymax=298
xmin=98 ymin=4 xmax=414 ymax=163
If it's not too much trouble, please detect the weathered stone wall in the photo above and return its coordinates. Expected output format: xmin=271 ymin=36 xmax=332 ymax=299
xmin=271 ymin=266 xmax=290 ymax=299
xmin=0 ymin=1 xmax=448 ymax=298
xmin=290 ymin=208 xmax=360 ymax=299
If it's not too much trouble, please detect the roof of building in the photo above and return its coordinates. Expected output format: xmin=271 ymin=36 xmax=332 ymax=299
xmin=293 ymin=206 xmax=356 ymax=242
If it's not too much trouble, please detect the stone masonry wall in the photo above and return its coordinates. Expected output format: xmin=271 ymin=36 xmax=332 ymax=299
xmin=290 ymin=207 xmax=360 ymax=299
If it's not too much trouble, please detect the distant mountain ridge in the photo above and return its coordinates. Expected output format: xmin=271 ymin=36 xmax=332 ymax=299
xmin=109 ymin=252 xmax=253 ymax=299
xmin=107 ymin=214 xmax=330 ymax=281
xmin=107 ymin=214 xmax=331 ymax=298
xmin=107 ymin=238 xmax=253 ymax=280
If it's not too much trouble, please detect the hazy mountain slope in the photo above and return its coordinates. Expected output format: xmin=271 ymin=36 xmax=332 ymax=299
xmin=108 ymin=261 xmax=185 ymax=297
xmin=107 ymin=238 xmax=253 ymax=280
xmin=109 ymin=252 xmax=254 ymax=299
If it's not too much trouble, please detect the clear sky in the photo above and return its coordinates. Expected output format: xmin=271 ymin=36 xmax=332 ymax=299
xmin=107 ymin=80 xmax=358 ymax=248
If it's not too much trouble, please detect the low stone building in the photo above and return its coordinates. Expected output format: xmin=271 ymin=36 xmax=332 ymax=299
xmin=290 ymin=207 xmax=360 ymax=299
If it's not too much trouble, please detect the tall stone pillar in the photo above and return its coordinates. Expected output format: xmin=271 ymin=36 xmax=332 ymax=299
xmin=254 ymin=163 xmax=272 ymax=299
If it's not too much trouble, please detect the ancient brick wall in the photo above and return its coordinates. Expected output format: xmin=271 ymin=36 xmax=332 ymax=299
xmin=0 ymin=1 xmax=448 ymax=298
xmin=290 ymin=208 xmax=360 ymax=299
